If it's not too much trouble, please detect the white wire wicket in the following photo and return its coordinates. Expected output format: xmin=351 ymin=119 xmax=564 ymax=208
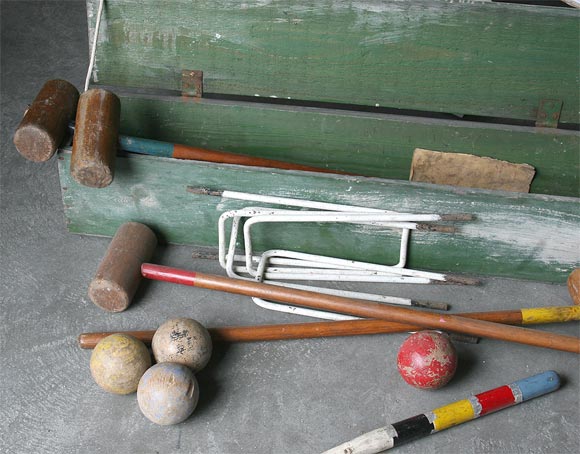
xmin=201 ymin=189 xmax=471 ymax=319
xmin=85 ymin=0 xmax=105 ymax=92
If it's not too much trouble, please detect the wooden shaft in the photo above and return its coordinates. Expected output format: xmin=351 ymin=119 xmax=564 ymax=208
xmin=119 ymin=135 xmax=355 ymax=175
xmin=77 ymin=306 xmax=580 ymax=348
xmin=141 ymin=264 xmax=580 ymax=353
xmin=173 ymin=143 xmax=354 ymax=175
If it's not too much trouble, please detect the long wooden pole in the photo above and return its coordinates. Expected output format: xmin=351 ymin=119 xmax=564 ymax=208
xmin=77 ymin=306 xmax=580 ymax=348
xmin=118 ymin=135 xmax=354 ymax=175
xmin=141 ymin=264 xmax=580 ymax=353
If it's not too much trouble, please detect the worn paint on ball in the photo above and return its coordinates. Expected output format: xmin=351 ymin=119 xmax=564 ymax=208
xmin=90 ymin=333 xmax=152 ymax=394
xmin=397 ymin=331 xmax=457 ymax=390
xmin=137 ymin=362 xmax=199 ymax=425
xmin=152 ymin=318 xmax=212 ymax=373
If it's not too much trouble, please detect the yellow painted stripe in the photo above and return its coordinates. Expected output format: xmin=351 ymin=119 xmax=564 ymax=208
xmin=521 ymin=306 xmax=580 ymax=324
xmin=432 ymin=399 xmax=475 ymax=431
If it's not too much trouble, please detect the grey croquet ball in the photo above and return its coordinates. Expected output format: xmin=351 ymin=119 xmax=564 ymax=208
xmin=152 ymin=318 xmax=213 ymax=373
xmin=137 ymin=362 xmax=199 ymax=425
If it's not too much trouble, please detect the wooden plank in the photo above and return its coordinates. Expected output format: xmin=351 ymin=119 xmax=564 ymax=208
xmin=57 ymin=152 xmax=580 ymax=283
xmin=87 ymin=0 xmax=580 ymax=123
xmin=118 ymin=96 xmax=580 ymax=197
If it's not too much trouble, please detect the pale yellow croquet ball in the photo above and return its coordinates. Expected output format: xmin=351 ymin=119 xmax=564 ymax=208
xmin=90 ymin=333 xmax=152 ymax=394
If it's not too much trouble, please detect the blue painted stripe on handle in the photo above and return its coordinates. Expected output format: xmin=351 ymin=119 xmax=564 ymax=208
xmin=119 ymin=135 xmax=174 ymax=158
xmin=513 ymin=371 xmax=561 ymax=401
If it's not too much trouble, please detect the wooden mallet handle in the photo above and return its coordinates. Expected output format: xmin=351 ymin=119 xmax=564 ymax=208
xmin=140 ymin=264 xmax=580 ymax=354
xmin=78 ymin=306 xmax=580 ymax=348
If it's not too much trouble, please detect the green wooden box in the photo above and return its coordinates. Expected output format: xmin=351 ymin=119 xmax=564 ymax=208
xmin=59 ymin=0 xmax=580 ymax=283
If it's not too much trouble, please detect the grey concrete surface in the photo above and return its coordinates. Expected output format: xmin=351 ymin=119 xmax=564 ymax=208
xmin=1 ymin=1 xmax=579 ymax=453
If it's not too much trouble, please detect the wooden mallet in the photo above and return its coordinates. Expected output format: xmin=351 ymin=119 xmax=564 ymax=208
xmin=78 ymin=305 xmax=580 ymax=348
xmin=14 ymin=80 xmax=352 ymax=188
xmin=140 ymin=264 xmax=580 ymax=353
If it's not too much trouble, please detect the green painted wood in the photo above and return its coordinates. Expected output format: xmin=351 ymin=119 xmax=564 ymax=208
xmin=87 ymin=0 xmax=580 ymax=123
xmin=118 ymin=96 xmax=580 ymax=197
xmin=57 ymin=152 xmax=580 ymax=283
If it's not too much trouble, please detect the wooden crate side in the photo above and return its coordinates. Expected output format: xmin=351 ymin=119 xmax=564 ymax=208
xmin=118 ymin=96 xmax=580 ymax=197
xmin=57 ymin=153 xmax=580 ymax=283
xmin=87 ymin=0 xmax=580 ymax=123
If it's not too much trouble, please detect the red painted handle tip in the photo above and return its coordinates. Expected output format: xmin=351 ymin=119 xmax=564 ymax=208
xmin=141 ymin=263 xmax=197 ymax=286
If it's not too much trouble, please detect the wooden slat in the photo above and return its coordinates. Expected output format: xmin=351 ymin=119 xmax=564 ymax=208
xmin=87 ymin=0 xmax=580 ymax=123
xmin=118 ymin=96 xmax=580 ymax=197
xmin=57 ymin=152 xmax=580 ymax=283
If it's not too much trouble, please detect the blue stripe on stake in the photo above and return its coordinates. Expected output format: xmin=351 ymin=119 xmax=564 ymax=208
xmin=515 ymin=370 xmax=561 ymax=401
xmin=118 ymin=135 xmax=174 ymax=158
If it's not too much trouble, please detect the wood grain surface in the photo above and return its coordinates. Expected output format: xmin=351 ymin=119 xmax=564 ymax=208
xmin=118 ymin=96 xmax=580 ymax=197
xmin=87 ymin=0 xmax=580 ymax=123
xmin=58 ymin=150 xmax=580 ymax=283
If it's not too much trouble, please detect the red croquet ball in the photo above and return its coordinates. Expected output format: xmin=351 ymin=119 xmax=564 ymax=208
xmin=397 ymin=331 xmax=458 ymax=390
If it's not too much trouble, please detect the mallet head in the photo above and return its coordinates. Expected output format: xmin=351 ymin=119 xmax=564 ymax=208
xmin=71 ymin=88 xmax=120 ymax=188
xmin=89 ymin=222 xmax=157 ymax=312
xmin=14 ymin=79 xmax=79 ymax=162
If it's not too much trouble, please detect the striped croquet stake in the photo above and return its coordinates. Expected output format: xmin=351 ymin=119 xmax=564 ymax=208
xmin=322 ymin=370 xmax=561 ymax=454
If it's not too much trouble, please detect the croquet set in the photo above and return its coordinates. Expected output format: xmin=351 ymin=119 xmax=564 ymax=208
xmin=13 ymin=0 xmax=580 ymax=452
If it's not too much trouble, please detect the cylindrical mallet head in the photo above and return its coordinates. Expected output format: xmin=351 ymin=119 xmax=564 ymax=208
xmin=568 ymin=268 xmax=580 ymax=306
xmin=71 ymin=88 xmax=120 ymax=188
xmin=88 ymin=222 xmax=157 ymax=312
xmin=13 ymin=79 xmax=79 ymax=162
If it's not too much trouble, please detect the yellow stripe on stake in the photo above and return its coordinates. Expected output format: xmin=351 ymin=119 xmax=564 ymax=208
xmin=521 ymin=306 xmax=580 ymax=324
xmin=432 ymin=399 xmax=475 ymax=432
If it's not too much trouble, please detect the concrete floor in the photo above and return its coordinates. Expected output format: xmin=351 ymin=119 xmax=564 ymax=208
xmin=1 ymin=1 xmax=579 ymax=453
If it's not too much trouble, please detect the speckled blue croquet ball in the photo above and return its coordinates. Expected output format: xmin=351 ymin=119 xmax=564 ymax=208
xmin=137 ymin=362 xmax=199 ymax=425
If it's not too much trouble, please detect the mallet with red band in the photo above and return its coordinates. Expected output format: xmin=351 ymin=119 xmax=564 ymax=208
xmin=140 ymin=263 xmax=580 ymax=353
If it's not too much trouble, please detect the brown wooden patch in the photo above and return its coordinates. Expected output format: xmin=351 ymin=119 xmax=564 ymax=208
xmin=410 ymin=148 xmax=536 ymax=193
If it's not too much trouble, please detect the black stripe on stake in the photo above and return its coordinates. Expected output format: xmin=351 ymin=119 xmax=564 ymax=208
xmin=392 ymin=414 xmax=434 ymax=446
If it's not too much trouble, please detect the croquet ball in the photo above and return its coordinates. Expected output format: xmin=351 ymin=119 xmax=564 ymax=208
xmin=90 ymin=333 xmax=152 ymax=394
xmin=137 ymin=362 xmax=199 ymax=425
xmin=152 ymin=318 xmax=213 ymax=373
xmin=396 ymin=331 xmax=457 ymax=390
